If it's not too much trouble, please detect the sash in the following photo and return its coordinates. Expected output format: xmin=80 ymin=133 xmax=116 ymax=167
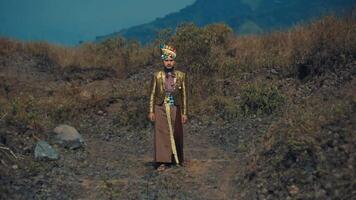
xmin=164 ymin=97 xmax=179 ymax=165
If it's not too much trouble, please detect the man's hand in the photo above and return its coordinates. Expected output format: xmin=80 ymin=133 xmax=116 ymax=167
xmin=148 ymin=112 xmax=155 ymax=122
xmin=181 ymin=115 xmax=188 ymax=124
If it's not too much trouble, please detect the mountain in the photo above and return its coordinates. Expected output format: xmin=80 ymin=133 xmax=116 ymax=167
xmin=96 ymin=0 xmax=355 ymax=44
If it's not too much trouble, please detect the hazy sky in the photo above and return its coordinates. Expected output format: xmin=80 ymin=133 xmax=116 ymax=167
xmin=0 ymin=0 xmax=195 ymax=45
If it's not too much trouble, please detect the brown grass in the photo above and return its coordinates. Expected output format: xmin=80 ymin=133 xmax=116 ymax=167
xmin=0 ymin=15 xmax=355 ymax=129
xmin=0 ymin=14 xmax=355 ymax=200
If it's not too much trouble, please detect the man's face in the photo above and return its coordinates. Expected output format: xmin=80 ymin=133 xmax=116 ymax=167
xmin=163 ymin=58 xmax=175 ymax=69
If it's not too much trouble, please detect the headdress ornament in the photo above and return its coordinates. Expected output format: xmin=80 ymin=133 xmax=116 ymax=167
xmin=160 ymin=44 xmax=176 ymax=60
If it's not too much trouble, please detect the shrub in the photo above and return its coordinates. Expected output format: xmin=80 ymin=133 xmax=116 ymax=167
xmin=171 ymin=23 xmax=233 ymax=74
xmin=0 ymin=38 xmax=23 ymax=57
xmin=3 ymin=96 xmax=46 ymax=130
xmin=113 ymin=97 xmax=150 ymax=130
xmin=239 ymin=81 xmax=285 ymax=116
xmin=288 ymin=16 xmax=356 ymax=79
xmin=193 ymin=95 xmax=240 ymax=122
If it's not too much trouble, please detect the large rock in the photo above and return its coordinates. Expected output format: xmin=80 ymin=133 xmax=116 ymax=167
xmin=53 ymin=125 xmax=84 ymax=149
xmin=34 ymin=141 xmax=59 ymax=160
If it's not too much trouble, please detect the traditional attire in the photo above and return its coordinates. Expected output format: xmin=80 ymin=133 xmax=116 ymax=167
xmin=148 ymin=45 xmax=187 ymax=165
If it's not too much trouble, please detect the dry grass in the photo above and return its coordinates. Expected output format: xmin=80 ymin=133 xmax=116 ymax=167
xmin=0 ymin=15 xmax=355 ymax=129
xmin=0 ymin=14 xmax=355 ymax=200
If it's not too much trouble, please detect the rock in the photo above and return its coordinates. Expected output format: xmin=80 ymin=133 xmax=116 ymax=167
xmin=53 ymin=125 xmax=84 ymax=149
xmin=34 ymin=140 xmax=59 ymax=160
xmin=270 ymin=69 xmax=278 ymax=75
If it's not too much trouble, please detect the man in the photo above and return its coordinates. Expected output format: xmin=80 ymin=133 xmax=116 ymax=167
xmin=148 ymin=44 xmax=188 ymax=171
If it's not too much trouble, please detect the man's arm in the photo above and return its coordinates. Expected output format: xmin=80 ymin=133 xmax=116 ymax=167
xmin=148 ymin=74 xmax=156 ymax=121
xmin=181 ymin=72 xmax=188 ymax=123
xmin=182 ymin=72 xmax=187 ymax=116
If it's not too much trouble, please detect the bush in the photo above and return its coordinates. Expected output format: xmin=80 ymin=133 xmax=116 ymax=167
xmin=193 ymin=95 xmax=240 ymax=122
xmin=2 ymin=96 xmax=46 ymax=130
xmin=113 ymin=97 xmax=150 ymax=130
xmin=171 ymin=23 xmax=233 ymax=74
xmin=239 ymin=81 xmax=285 ymax=116
xmin=0 ymin=38 xmax=23 ymax=57
xmin=289 ymin=16 xmax=356 ymax=79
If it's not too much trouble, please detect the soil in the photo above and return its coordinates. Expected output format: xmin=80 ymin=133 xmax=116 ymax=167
xmin=1 ymin=50 xmax=355 ymax=200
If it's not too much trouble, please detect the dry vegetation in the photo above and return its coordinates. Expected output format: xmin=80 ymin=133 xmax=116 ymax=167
xmin=0 ymin=15 xmax=355 ymax=199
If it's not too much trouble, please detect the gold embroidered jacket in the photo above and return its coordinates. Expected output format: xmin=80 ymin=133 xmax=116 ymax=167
xmin=149 ymin=70 xmax=188 ymax=115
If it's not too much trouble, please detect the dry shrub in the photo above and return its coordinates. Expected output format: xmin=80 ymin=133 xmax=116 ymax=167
xmin=239 ymin=81 xmax=285 ymax=116
xmin=0 ymin=38 xmax=24 ymax=57
xmin=0 ymin=82 xmax=90 ymax=130
xmin=192 ymin=95 xmax=240 ymax=122
xmin=231 ymin=32 xmax=295 ymax=74
xmin=191 ymin=80 xmax=285 ymax=121
xmin=1 ymin=96 xmax=49 ymax=130
xmin=250 ymin=92 xmax=356 ymax=198
xmin=0 ymin=36 xmax=153 ymax=79
xmin=287 ymin=16 xmax=356 ymax=78
xmin=1 ymin=15 xmax=355 ymax=131
xmin=260 ymin=91 xmax=355 ymax=182
xmin=171 ymin=23 xmax=233 ymax=74
xmin=229 ymin=15 xmax=356 ymax=79
xmin=1 ymin=15 xmax=354 ymax=82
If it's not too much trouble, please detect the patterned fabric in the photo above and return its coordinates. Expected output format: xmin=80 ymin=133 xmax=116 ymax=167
xmin=160 ymin=44 xmax=176 ymax=60
xmin=164 ymin=70 xmax=176 ymax=105
xmin=165 ymin=94 xmax=175 ymax=106
xmin=164 ymin=72 xmax=176 ymax=93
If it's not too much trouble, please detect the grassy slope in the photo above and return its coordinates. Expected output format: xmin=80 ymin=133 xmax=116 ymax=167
xmin=0 ymin=15 xmax=355 ymax=199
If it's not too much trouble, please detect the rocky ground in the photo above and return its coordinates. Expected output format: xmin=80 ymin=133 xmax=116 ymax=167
xmin=0 ymin=52 xmax=274 ymax=200
xmin=0 ymin=40 xmax=355 ymax=199
xmin=0 ymin=107 xmax=271 ymax=199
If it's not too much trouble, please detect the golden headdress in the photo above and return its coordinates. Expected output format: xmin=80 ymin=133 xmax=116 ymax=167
xmin=160 ymin=44 xmax=176 ymax=60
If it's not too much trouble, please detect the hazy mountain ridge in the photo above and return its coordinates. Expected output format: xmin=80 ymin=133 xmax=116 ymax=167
xmin=96 ymin=0 xmax=355 ymax=44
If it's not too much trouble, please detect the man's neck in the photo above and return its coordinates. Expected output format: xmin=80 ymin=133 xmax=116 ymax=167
xmin=164 ymin=67 xmax=174 ymax=74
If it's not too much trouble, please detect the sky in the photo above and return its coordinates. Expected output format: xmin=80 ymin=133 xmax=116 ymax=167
xmin=0 ymin=0 xmax=195 ymax=45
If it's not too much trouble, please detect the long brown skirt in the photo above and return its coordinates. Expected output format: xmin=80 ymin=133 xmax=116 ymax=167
xmin=154 ymin=104 xmax=184 ymax=164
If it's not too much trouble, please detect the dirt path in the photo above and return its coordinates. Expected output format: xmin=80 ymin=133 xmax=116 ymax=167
xmin=70 ymin=124 xmax=242 ymax=200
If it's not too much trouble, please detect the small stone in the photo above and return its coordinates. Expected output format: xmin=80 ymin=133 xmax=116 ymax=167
xmin=53 ymin=124 xmax=85 ymax=149
xmin=35 ymin=140 xmax=59 ymax=161
xmin=12 ymin=164 xmax=18 ymax=169
xmin=262 ymin=188 xmax=268 ymax=194
xmin=270 ymin=69 xmax=278 ymax=74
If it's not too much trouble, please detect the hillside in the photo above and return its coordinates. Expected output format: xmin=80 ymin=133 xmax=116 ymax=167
xmin=0 ymin=15 xmax=355 ymax=199
xmin=97 ymin=0 xmax=356 ymax=44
